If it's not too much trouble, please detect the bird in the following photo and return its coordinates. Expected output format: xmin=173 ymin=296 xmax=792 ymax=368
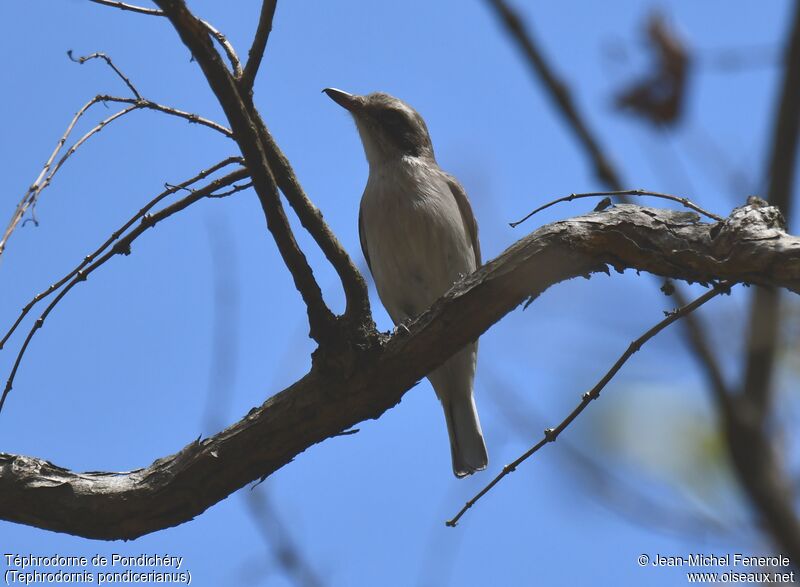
xmin=324 ymin=88 xmax=488 ymax=477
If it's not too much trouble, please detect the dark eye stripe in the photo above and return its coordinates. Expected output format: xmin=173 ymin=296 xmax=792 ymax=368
xmin=384 ymin=110 xmax=408 ymax=126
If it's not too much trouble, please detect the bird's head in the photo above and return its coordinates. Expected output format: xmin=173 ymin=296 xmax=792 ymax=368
xmin=324 ymin=88 xmax=435 ymax=166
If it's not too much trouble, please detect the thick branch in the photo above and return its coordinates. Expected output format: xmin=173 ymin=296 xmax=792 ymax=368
xmin=1 ymin=202 xmax=798 ymax=539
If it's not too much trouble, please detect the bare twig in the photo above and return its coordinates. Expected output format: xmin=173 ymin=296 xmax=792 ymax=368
xmin=0 ymin=53 xmax=232 ymax=260
xmin=67 ymin=50 xmax=141 ymax=99
xmin=0 ymin=98 xmax=231 ymax=258
xmin=0 ymin=101 xmax=137 ymax=257
xmin=510 ymin=188 xmax=722 ymax=227
xmin=241 ymin=0 xmax=278 ymax=93
xmin=88 ymin=0 xmax=165 ymax=16
xmin=486 ymin=367 xmax=737 ymax=541
xmin=86 ymin=0 xmax=242 ymax=77
xmin=0 ymin=167 xmax=250 ymax=415
xmin=66 ymin=50 xmax=233 ymax=135
xmin=100 ymin=95 xmax=232 ymax=136
xmin=0 ymin=157 xmax=243 ymax=351
xmin=446 ymin=282 xmax=732 ymax=527
xmin=208 ymin=181 xmax=253 ymax=197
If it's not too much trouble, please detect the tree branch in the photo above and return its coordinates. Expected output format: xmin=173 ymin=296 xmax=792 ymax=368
xmin=0 ymin=64 xmax=231 ymax=260
xmin=88 ymin=0 xmax=164 ymax=17
xmin=1 ymin=201 xmax=797 ymax=539
xmin=485 ymin=2 xmax=800 ymax=558
xmin=241 ymin=0 xmax=278 ymax=95
xmin=732 ymin=2 xmax=800 ymax=561
xmin=510 ymin=188 xmax=723 ymax=227
xmin=250 ymin=110 xmax=372 ymax=327
xmin=151 ymin=0 xmax=339 ymax=346
xmin=447 ymin=281 xmax=731 ymax=527
xmin=482 ymin=0 xmax=730 ymax=403
xmin=68 ymin=51 xmax=142 ymax=98
xmin=0 ymin=157 xmax=243 ymax=351
xmin=741 ymin=1 xmax=800 ymax=418
xmin=153 ymin=0 xmax=370 ymax=348
xmin=485 ymin=0 xmax=623 ymax=189
xmin=0 ymin=167 xmax=250 ymax=415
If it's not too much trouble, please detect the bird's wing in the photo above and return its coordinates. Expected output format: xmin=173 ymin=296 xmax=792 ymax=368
xmin=445 ymin=174 xmax=481 ymax=266
xmin=358 ymin=204 xmax=372 ymax=272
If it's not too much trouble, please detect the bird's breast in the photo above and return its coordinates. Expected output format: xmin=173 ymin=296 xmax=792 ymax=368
xmin=360 ymin=159 xmax=476 ymax=322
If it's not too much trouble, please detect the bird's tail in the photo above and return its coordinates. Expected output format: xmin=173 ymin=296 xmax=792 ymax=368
xmin=429 ymin=344 xmax=488 ymax=478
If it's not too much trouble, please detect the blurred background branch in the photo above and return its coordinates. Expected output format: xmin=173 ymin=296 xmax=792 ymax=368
xmin=485 ymin=0 xmax=800 ymax=562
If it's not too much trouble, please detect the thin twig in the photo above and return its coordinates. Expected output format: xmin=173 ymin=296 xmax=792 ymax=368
xmin=68 ymin=50 xmax=142 ymax=99
xmin=486 ymin=367 xmax=737 ymax=541
xmin=0 ymin=157 xmax=244 ymax=351
xmin=87 ymin=0 xmax=241 ymax=77
xmin=0 ymin=55 xmax=232 ymax=259
xmin=97 ymin=95 xmax=233 ymax=136
xmin=510 ymin=188 xmax=722 ymax=227
xmin=2 ymin=95 xmax=231 ymax=251
xmin=446 ymin=282 xmax=732 ymax=527
xmin=209 ymin=181 xmax=253 ymax=198
xmin=241 ymin=0 xmax=278 ymax=93
xmin=0 ymin=103 xmax=137 ymax=257
xmin=69 ymin=47 xmax=228 ymax=133
xmin=0 ymin=168 xmax=250 ymax=416
xmin=87 ymin=0 xmax=165 ymax=16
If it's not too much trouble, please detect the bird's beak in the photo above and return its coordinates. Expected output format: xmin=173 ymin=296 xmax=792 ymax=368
xmin=323 ymin=87 xmax=363 ymax=113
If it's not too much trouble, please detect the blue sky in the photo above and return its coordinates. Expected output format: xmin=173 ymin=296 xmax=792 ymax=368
xmin=0 ymin=1 xmax=795 ymax=585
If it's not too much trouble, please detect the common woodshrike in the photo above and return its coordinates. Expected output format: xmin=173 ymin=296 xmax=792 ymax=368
xmin=324 ymin=88 xmax=488 ymax=477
